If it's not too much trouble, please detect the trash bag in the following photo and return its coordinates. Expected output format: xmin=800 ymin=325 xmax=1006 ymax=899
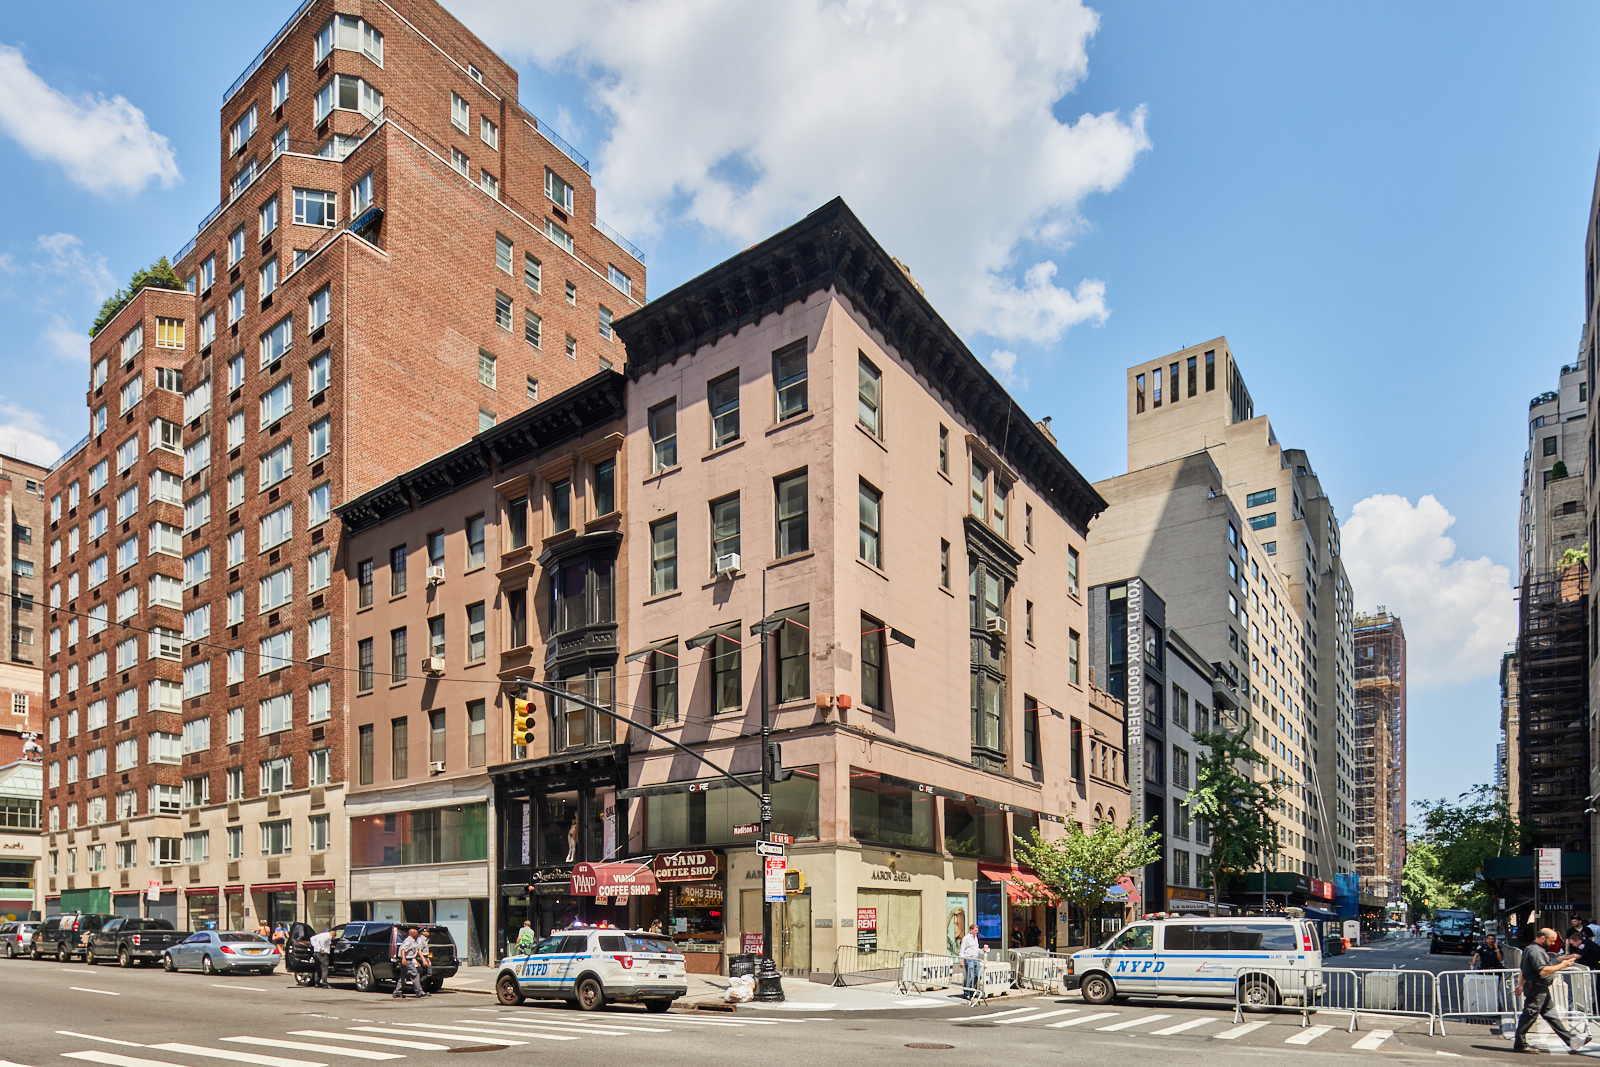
xmin=726 ymin=974 xmax=756 ymax=1003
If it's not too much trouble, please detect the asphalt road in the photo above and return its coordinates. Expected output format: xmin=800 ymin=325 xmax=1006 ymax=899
xmin=0 ymin=943 xmax=1548 ymax=1067
xmin=1331 ymin=932 xmax=1479 ymax=974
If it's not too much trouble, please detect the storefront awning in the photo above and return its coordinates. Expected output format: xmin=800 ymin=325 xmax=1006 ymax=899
xmin=624 ymin=638 xmax=677 ymax=664
xmin=978 ymin=864 xmax=1055 ymax=904
xmin=1104 ymin=875 xmax=1142 ymax=904
xmin=686 ymin=622 xmax=741 ymax=650
xmin=570 ymin=862 xmax=659 ymax=898
xmin=184 ymin=887 xmax=219 ymax=897
xmin=250 ymin=883 xmax=297 ymax=894
xmin=750 ymin=606 xmax=810 ymax=636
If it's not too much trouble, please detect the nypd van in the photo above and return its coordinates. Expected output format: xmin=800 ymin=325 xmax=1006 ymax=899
xmin=1065 ymin=915 xmax=1323 ymax=1005
xmin=495 ymin=928 xmax=687 ymax=1012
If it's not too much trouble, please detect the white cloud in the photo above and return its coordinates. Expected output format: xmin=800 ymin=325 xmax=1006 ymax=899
xmin=35 ymin=232 xmax=115 ymax=303
xmin=1341 ymin=494 xmax=1516 ymax=689
xmin=0 ymin=398 xmax=65 ymax=467
xmin=0 ymin=45 xmax=179 ymax=198
xmin=456 ymin=0 xmax=1148 ymax=348
xmin=42 ymin=315 xmax=88 ymax=363
xmin=985 ymin=349 xmax=1023 ymax=388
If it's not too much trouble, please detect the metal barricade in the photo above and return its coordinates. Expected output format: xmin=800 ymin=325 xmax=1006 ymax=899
xmin=1438 ymin=968 xmax=1519 ymax=1034
xmin=831 ymin=944 xmax=907 ymax=987
xmin=898 ymin=952 xmax=961 ymax=993
xmin=1231 ymin=965 xmax=1325 ymax=1027
xmin=1009 ymin=950 xmax=1073 ymax=992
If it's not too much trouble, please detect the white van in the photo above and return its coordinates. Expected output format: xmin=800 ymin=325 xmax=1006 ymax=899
xmin=1065 ymin=915 xmax=1322 ymax=1005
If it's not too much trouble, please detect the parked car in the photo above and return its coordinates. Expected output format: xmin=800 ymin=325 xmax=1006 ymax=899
xmin=495 ymin=928 xmax=687 ymax=1011
xmin=0 ymin=921 xmax=39 ymax=959
xmin=32 ymin=913 xmax=116 ymax=962
xmin=86 ymin=918 xmax=187 ymax=967
xmin=284 ymin=921 xmax=458 ymax=993
xmin=162 ymin=931 xmax=281 ymax=975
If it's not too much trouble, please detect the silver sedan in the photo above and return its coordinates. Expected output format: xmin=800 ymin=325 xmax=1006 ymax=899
xmin=163 ymin=931 xmax=281 ymax=975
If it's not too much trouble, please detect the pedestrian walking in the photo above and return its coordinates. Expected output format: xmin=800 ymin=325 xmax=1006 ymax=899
xmin=959 ymin=923 xmax=984 ymax=1001
xmin=310 ymin=926 xmax=333 ymax=988
xmin=513 ymin=920 xmax=536 ymax=955
xmin=1513 ymin=927 xmax=1591 ymax=1053
xmin=394 ymin=926 xmax=427 ymax=999
xmin=1473 ymin=933 xmax=1505 ymax=970
xmin=416 ymin=928 xmax=433 ymax=993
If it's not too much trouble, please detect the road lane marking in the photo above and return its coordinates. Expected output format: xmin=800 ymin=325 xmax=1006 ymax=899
xmin=63 ymin=1053 xmax=190 ymax=1067
xmin=69 ymin=988 xmax=119 ymax=996
xmin=1213 ymin=1021 xmax=1271 ymax=1040
xmin=211 ymin=985 xmax=268 ymax=992
xmin=1352 ymin=1030 xmax=1394 ymax=1051
xmin=221 ymin=1040 xmax=401 ymax=1061
xmin=451 ymin=1019 xmax=670 ymax=1034
xmin=288 ymin=1032 xmax=447 ymax=1052
xmin=1097 ymin=1014 xmax=1172 ymax=1032
xmin=387 ymin=1022 xmax=579 ymax=1041
xmin=967 ymin=1007 xmax=1039 ymax=1019
xmin=149 ymin=1044 xmax=325 ymax=1067
xmin=445 ymin=1021 xmax=636 ymax=1037
xmin=56 ymin=1034 xmax=144 ymax=1048
xmin=1150 ymin=1017 xmax=1219 ymax=1036
xmin=1047 ymin=1012 xmax=1119 ymax=1028
xmin=661 ymin=1018 xmax=746 ymax=1027
xmin=1284 ymin=1025 xmax=1336 ymax=1045
xmin=996 ymin=1009 xmax=1081 ymax=1024
xmin=364 ymin=1026 xmax=541 ymax=1044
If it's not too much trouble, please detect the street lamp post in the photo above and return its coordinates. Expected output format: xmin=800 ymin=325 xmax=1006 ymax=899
xmin=754 ymin=567 xmax=784 ymax=1002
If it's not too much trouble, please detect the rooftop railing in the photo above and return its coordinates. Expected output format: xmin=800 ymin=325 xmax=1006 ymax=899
xmin=593 ymin=218 xmax=645 ymax=264
xmin=518 ymin=103 xmax=590 ymax=173
xmin=223 ymin=0 xmax=317 ymax=107
xmin=48 ymin=434 xmax=91 ymax=474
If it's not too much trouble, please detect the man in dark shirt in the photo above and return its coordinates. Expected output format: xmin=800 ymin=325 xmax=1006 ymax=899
xmin=1568 ymin=931 xmax=1600 ymax=970
xmin=1514 ymin=927 xmax=1590 ymax=1053
xmin=1473 ymin=934 xmax=1505 ymax=970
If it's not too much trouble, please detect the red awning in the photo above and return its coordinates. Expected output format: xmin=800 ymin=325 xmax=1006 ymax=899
xmin=301 ymin=881 xmax=335 ymax=891
xmin=978 ymin=864 xmax=1055 ymax=904
xmin=570 ymin=863 xmax=659 ymax=898
xmin=184 ymin=887 xmax=219 ymax=897
xmin=250 ymin=883 xmax=297 ymax=894
xmin=223 ymin=886 xmax=245 ymax=895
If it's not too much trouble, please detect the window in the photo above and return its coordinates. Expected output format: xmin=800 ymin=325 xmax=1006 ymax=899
xmin=294 ymin=187 xmax=337 ymax=227
xmin=649 ymin=400 xmax=677 ymax=470
xmin=1249 ymin=512 xmax=1277 ymax=531
xmin=480 ymin=170 xmax=498 ymax=198
xmin=390 ymin=627 xmax=407 ymax=683
xmin=449 ymin=146 xmax=470 ymax=176
xmin=451 ymin=91 xmax=470 ymax=132
xmin=650 ymin=517 xmax=678 ymax=594
xmin=1068 ymin=629 xmax=1081 ymax=686
xmin=183 ymin=491 xmax=211 ymax=533
xmin=226 ymin=649 xmax=243 ymax=684
xmin=857 ymin=355 xmax=883 ymax=436
xmin=308 ymin=549 xmax=331 ymax=592
xmin=466 ymin=513 xmax=486 ymax=568
xmin=182 ymin=548 xmax=210 ymax=588
xmin=357 ymin=638 xmax=374 ymax=692
xmin=308 ymin=681 xmax=330 ymax=724
xmin=707 ymin=494 xmax=741 ymax=570
xmin=229 ymin=105 xmax=257 ymax=154
xmin=651 ymin=641 xmax=679 ymax=725
xmin=776 ymin=607 xmax=810 ymax=701
xmin=391 ymin=717 xmax=409 ymax=779
xmin=260 ymin=315 xmax=292 ymax=367
xmin=1067 ymin=546 xmax=1080 ymax=598
xmin=260 ymin=503 xmax=293 ymax=550
xmin=858 ymin=481 xmax=882 ymax=567
xmin=467 ymin=602 xmax=486 ymax=661
xmin=271 ymin=67 xmax=289 ymax=110
xmin=1245 ymin=488 xmax=1276 ymax=508
xmin=226 ymin=589 xmax=244 ymax=626
xmin=775 ymin=470 xmax=809 ymax=557
xmin=608 ymin=264 xmax=632 ymax=296
xmin=940 ymin=538 xmax=951 ymax=589
xmin=116 ymin=535 xmax=138 ymax=572
xmin=1023 ymin=697 xmax=1040 ymax=767
xmin=546 ymin=167 xmax=574 ymax=210
xmin=258 ymin=630 xmax=292 ymax=674
xmin=260 ymin=819 xmax=292 ymax=856
xmin=860 ymin=613 xmax=886 ymax=710
xmin=181 ymin=716 xmax=210 ymax=756
xmin=598 ymin=305 xmax=613 ymax=340
xmin=183 ymin=604 xmax=210 ymax=642
xmin=594 ymin=458 xmax=616 ymax=516
xmin=479 ymin=113 xmax=498 ymax=149
xmin=1544 ymin=435 xmax=1559 ymax=457
xmin=259 ymin=694 xmax=292 ymax=737
xmin=259 ymin=565 xmax=293 ymax=612
xmin=258 ymin=257 xmax=278 ymax=299
xmin=359 ymin=724 xmax=374 ymax=784
xmin=182 ymin=660 xmax=210 ymax=700
xmin=565 ymin=334 xmax=577 ymax=360
xmin=307 ymin=483 xmax=331 ymax=526
xmin=468 ymin=700 xmax=486 ymax=766
xmin=120 ymin=375 xmax=144 ymax=415
xmin=478 ymin=408 xmax=496 ymax=432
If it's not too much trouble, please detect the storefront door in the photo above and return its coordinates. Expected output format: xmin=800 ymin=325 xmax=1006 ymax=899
xmin=856 ymin=889 xmax=922 ymax=956
xmin=736 ymin=891 xmax=811 ymax=975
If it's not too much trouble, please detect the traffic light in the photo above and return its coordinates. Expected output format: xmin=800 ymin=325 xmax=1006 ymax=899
xmin=768 ymin=742 xmax=793 ymax=783
xmin=510 ymin=698 xmax=534 ymax=747
xmin=784 ymin=870 xmax=805 ymax=894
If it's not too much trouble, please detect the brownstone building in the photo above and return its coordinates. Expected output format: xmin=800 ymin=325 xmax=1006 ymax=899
xmin=41 ymin=0 xmax=643 ymax=928
xmin=1 ymin=454 xmax=47 ymax=767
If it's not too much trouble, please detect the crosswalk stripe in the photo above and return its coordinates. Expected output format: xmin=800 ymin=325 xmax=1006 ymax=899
xmin=347 ymin=1029 xmax=528 ymax=1046
xmin=56 ymin=1033 xmax=145 ymax=1049
xmin=996 ymin=1009 xmax=1081 ymax=1025
xmin=62 ymin=1052 xmax=190 ymax=1067
xmin=718 ymin=1020 xmax=781 ymax=1025
xmin=1097 ymin=1014 xmax=1172 ymax=1032
xmin=451 ymin=1021 xmax=635 ymax=1037
xmin=1047 ymin=1012 xmax=1119 ymax=1028
xmin=1213 ymin=1021 xmax=1271 ymax=1040
xmin=149 ymin=1043 xmax=325 ymax=1067
xmin=660 ymin=1019 xmax=745 ymax=1027
xmin=451 ymin=1020 xmax=667 ymax=1035
xmin=287 ymin=1033 xmax=445 ymax=1052
xmin=967 ymin=1007 xmax=1039 ymax=1019
xmin=1284 ymin=1025 xmax=1336 ymax=1046
xmin=1149 ymin=1017 xmax=1218 ymax=1036
xmin=384 ymin=1024 xmax=566 ymax=1043
xmin=220 ymin=1040 xmax=401 ymax=1061
xmin=1352 ymin=1030 xmax=1394 ymax=1051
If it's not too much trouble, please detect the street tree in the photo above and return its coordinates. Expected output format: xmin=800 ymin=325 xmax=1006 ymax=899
xmin=1188 ymin=725 xmax=1281 ymax=914
xmin=1410 ymin=783 xmax=1527 ymax=917
xmin=1014 ymin=817 xmax=1163 ymax=948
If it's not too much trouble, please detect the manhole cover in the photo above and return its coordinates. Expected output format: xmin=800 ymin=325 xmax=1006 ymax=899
xmin=906 ymin=1044 xmax=956 ymax=1050
xmin=446 ymin=1046 xmax=509 ymax=1054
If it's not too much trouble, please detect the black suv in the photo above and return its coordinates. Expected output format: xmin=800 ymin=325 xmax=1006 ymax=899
xmin=284 ymin=921 xmax=458 ymax=993
xmin=32 ymin=913 xmax=116 ymax=962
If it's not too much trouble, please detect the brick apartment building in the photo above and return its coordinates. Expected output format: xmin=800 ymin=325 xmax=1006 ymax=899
xmin=0 ymin=454 xmax=47 ymax=918
xmin=40 ymin=0 xmax=643 ymax=928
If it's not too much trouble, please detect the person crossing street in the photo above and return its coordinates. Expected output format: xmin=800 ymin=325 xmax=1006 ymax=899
xmin=394 ymin=927 xmax=428 ymax=999
xmin=1513 ymin=927 xmax=1591 ymax=1053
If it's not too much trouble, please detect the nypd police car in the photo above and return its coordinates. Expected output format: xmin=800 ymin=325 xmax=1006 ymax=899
xmin=495 ymin=928 xmax=687 ymax=1011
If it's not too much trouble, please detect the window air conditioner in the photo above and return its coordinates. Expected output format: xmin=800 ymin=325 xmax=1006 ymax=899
xmin=421 ymin=657 xmax=445 ymax=676
xmin=985 ymin=617 xmax=1008 ymax=636
xmin=426 ymin=565 xmax=445 ymax=585
xmin=715 ymin=552 xmax=741 ymax=577
xmin=429 ymin=761 xmax=446 ymax=775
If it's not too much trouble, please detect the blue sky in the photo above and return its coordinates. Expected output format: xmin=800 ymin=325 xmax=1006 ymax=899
xmin=1 ymin=0 xmax=1596 ymax=817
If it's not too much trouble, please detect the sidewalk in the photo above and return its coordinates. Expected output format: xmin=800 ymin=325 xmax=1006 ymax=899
xmin=442 ymin=966 xmax=1047 ymax=1012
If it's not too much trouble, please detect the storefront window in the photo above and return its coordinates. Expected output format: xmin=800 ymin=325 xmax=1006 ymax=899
xmin=350 ymin=802 xmax=488 ymax=867
xmin=307 ymin=887 xmax=335 ymax=931
xmin=943 ymin=798 xmax=1004 ymax=860
xmin=643 ymin=767 xmax=819 ymax=850
xmin=187 ymin=892 xmax=219 ymax=931
xmin=226 ymin=892 xmax=245 ymax=931
xmin=538 ymin=792 xmax=580 ymax=865
xmin=849 ymin=769 xmax=935 ymax=851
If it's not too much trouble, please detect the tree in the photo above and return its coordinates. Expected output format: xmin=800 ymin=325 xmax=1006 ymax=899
xmin=1401 ymin=841 xmax=1456 ymax=921
xmin=1013 ymin=817 xmax=1163 ymax=948
xmin=1410 ymin=783 xmax=1527 ymax=917
xmin=1188 ymin=726 xmax=1281 ymax=914
xmin=90 ymin=256 xmax=188 ymax=337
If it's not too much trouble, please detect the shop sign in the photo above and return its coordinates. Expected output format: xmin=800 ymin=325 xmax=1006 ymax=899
xmin=1166 ymin=886 xmax=1207 ymax=901
xmin=570 ymin=862 xmax=658 ymax=897
xmin=764 ymin=858 xmax=787 ymax=903
xmin=741 ymin=932 xmax=763 ymax=954
xmin=870 ymin=869 xmax=911 ymax=882
xmin=857 ymin=907 xmax=877 ymax=952
xmin=1539 ymin=847 xmax=1562 ymax=889
xmin=652 ymin=851 xmax=722 ymax=882
xmin=1309 ymin=879 xmax=1334 ymax=900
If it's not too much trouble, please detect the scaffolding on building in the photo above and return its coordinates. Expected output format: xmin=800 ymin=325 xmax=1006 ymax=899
xmin=1515 ymin=565 xmax=1590 ymax=853
xmin=1353 ymin=609 xmax=1407 ymax=901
